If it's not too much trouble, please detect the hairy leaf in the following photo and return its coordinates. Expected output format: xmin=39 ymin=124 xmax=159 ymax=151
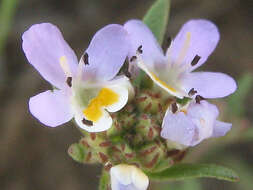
xmin=146 ymin=163 xmax=239 ymax=182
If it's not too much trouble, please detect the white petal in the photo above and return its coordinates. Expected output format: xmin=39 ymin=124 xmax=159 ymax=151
xmin=105 ymin=84 xmax=128 ymax=113
xmin=131 ymin=167 xmax=149 ymax=190
xmin=110 ymin=164 xmax=149 ymax=190
xmin=74 ymin=110 xmax=112 ymax=132
xmin=111 ymin=165 xmax=133 ymax=186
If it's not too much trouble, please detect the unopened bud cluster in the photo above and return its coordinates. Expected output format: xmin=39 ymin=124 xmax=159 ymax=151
xmin=68 ymin=86 xmax=186 ymax=172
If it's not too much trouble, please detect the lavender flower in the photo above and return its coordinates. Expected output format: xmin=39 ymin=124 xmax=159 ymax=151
xmin=110 ymin=164 xmax=149 ymax=190
xmin=161 ymin=100 xmax=232 ymax=147
xmin=124 ymin=19 xmax=237 ymax=99
xmin=22 ymin=23 xmax=131 ymax=132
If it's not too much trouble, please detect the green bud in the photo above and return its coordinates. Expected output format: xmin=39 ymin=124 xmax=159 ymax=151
xmin=136 ymin=91 xmax=162 ymax=114
xmin=68 ymin=143 xmax=86 ymax=163
xmin=137 ymin=141 xmax=166 ymax=171
xmin=68 ymin=143 xmax=99 ymax=164
xmin=135 ymin=114 xmax=160 ymax=142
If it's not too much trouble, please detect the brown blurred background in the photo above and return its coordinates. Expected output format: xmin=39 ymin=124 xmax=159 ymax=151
xmin=0 ymin=0 xmax=252 ymax=189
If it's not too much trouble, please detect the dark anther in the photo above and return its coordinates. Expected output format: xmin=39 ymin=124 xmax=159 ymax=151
xmin=167 ymin=37 xmax=172 ymax=48
xmin=124 ymin=70 xmax=131 ymax=78
xmin=191 ymin=55 xmax=201 ymax=66
xmin=137 ymin=45 xmax=143 ymax=54
xmin=130 ymin=56 xmax=137 ymax=62
xmin=171 ymin=102 xmax=178 ymax=113
xmin=83 ymin=52 xmax=89 ymax=65
xmin=195 ymin=95 xmax=205 ymax=104
xmin=82 ymin=118 xmax=93 ymax=126
xmin=66 ymin=77 xmax=72 ymax=87
xmin=188 ymin=88 xmax=197 ymax=96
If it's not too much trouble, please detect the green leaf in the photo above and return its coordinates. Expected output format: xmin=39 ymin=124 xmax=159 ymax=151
xmin=143 ymin=0 xmax=170 ymax=44
xmin=146 ymin=163 xmax=239 ymax=182
xmin=227 ymin=73 xmax=253 ymax=116
xmin=99 ymin=169 xmax=110 ymax=190
xmin=0 ymin=0 xmax=19 ymax=54
xmin=163 ymin=179 xmax=202 ymax=190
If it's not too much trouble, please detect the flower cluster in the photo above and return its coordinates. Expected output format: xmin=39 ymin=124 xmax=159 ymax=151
xmin=23 ymin=19 xmax=236 ymax=190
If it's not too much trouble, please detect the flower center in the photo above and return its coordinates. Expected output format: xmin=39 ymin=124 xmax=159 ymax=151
xmin=150 ymin=71 xmax=177 ymax=93
xmin=83 ymin=88 xmax=119 ymax=122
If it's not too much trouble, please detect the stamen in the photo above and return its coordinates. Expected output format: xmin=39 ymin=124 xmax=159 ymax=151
xmin=188 ymin=88 xmax=197 ymax=96
xmin=171 ymin=102 xmax=178 ymax=113
xmin=124 ymin=70 xmax=131 ymax=78
xmin=59 ymin=56 xmax=72 ymax=77
xmin=137 ymin=45 xmax=143 ymax=54
xmin=175 ymin=32 xmax=191 ymax=65
xmin=122 ymin=61 xmax=131 ymax=78
xmin=83 ymin=52 xmax=89 ymax=65
xmin=191 ymin=55 xmax=201 ymax=66
xmin=166 ymin=37 xmax=172 ymax=65
xmin=77 ymin=54 xmax=86 ymax=79
xmin=195 ymin=95 xmax=205 ymax=104
xmin=82 ymin=118 xmax=93 ymax=126
xmin=130 ymin=56 xmax=137 ymax=62
xmin=66 ymin=77 xmax=72 ymax=87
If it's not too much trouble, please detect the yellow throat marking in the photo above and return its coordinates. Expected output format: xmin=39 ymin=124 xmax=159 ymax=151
xmin=59 ymin=56 xmax=71 ymax=77
xmin=137 ymin=59 xmax=177 ymax=93
xmin=150 ymin=71 xmax=177 ymax=92
xmin=83 ymin=88 xmax=119 ymax=122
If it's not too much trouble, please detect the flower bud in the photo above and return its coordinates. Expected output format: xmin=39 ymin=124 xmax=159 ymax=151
xmin=68 ymin=143 xmax=99 ymax=164
xmin=135 ymin=114 xmax=160 ymax=142
xmin=137 ymin=142 xmax=166 ymax=171
xmin=136 ymin=91 xmax=162 ymax=114
xmin=110 ymin=164 xmax=149 ymax=190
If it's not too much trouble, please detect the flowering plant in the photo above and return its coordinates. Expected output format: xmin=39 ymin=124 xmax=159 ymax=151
xmin=22 ymin=0 xmax=240 ymax=189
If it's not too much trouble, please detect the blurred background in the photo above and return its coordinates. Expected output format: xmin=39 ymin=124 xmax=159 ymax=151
xmin=0 ymin=0 xmax=252 ymax=189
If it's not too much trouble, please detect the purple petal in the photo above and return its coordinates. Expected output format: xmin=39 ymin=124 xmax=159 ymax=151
xmin=29 ymin=90 xmax=73 ymax=127
xmin=212 ymin=120 xmax=232 ymax=137
xmin=161 ymin=112 xmax=196 ymax=146
xmin=169 ymin=19 xmax=219 ymax=71
xmin=124 ymin=20 xmax=166 ymax=68
xmin=82 ymin=24 xmax=129 ymax=81
xmin=182 ymin=72 xmax=237 ymax=98
xmin=186 ymin=101 xmax=219 ymax=145
xmin=22 ymin=23 xmax=78 ymax=89
xmin=187 ymin=100 xmax=219 ymax=121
